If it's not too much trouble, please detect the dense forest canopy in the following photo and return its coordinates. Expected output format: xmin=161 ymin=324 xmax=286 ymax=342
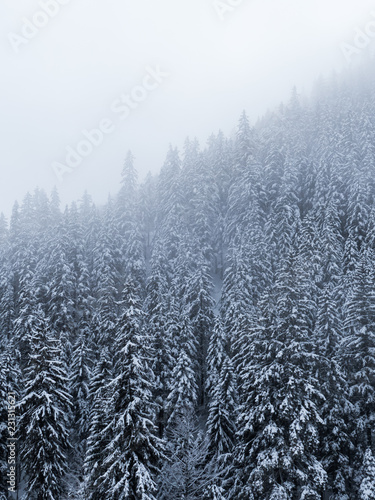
xmin=2 ymin=61 xmax=375 ymax=499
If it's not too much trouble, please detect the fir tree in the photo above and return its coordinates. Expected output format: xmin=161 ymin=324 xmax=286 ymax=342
xmin=359 ymin=449 xmax=375 ymax=500
xmin=99 ymin=280 xmax=164 ymax=499
xmin=159 ymin=408 xmax=210 ymax=500
xmin=231 ymin=251 xmax=327 ymax=499
xmin=166 ymin=316 xmax=198 ymax=429
xmin=19 ymin=305 xmax=71 ymax=499
xmin=84 ymin=346 xmax=113 ymax=500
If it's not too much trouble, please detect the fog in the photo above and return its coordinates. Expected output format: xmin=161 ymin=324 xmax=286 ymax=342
xmin=1 ymin=0 xmax=374 ymax=217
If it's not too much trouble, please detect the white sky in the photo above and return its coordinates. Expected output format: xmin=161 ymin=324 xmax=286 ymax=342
xmin=0 ymin=0 xmax=374 ymax=217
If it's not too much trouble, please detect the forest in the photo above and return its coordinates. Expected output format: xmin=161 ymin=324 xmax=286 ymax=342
xmin=1 ymin=61 xmax=375 ymax=499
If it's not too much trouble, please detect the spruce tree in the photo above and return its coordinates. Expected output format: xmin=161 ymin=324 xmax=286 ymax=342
xmin=19 ymin=305 xmax=71 ymax=499
xmin=359 ymin=449 xmax=375 ymax=500
xmin=166 ymin=316 xmax=198 ymax=429
xmin=231 ymin=250 xmax=327 ymax=499
xmin=99 ymin=280 xmax=164 ymax=499
xmin=84 ymin=346 xmax=113 ymax=500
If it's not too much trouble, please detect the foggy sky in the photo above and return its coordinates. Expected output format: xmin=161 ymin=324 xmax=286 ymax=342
xmin=1 ymin=0 xmax=374 ymax=218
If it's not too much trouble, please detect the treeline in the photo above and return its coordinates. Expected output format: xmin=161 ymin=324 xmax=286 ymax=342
xmin=1 ymin=61 xmax=375 ymax=499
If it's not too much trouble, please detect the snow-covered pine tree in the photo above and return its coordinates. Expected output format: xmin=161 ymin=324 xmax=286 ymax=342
xmin=341 ymin=254 xmax=375 ymax=492
xmin=359 ymin=449 xmax=375 ymax=500
xmin=205 ymin=130 xmax=233 ymax=278
xmin=18 ymin=304 xmax=71 ymax=499
xmin=206 ymin=316 xmax=227 ymax=397
xmin=220 ymin=238 xmax=258 ymax=392
xmin=117 ymin=151 xmax=148 ymax=296
xmin=314 ymin=284 xmax=353 ymax=499
xmin=99 ymin=279 xmax=164 ymax=499
xmin=207 ymin=356 xmax=237 ymax=463
xmin=234 ymin=110 xmax=255 ymax=176
xmin=145 ymin=253 xmax=174 ymax=437
xmin=117 ymin=151 xmax=138 ymax=238
xmin=166 ymin=315 xmax=198 ymax=429
xmin=43 ymin=212 xmax=75 ymax=363
xmin=206 ymin=326 xmax=237 ymax=496
xmin=70 ymin=313 xmax=94 ymax=465
xmin=231 ymin=249 xmax=327 ymax=499
xmin=156 ymin=145 xmax=182 ymax=228
xmin=184 ymin=256 xmax=215 ymax=408
xmin=139 ymin=172 xmax=157 ymax=249
xmin=91 ymin=199 xmax=122 ymax=350
xmin=202 ymin=484 xmax=227 ymax=500
xmin=84 ymin=346 xmax=113 ymax=500
xmin=206 ymin=317 xmax=237 ymax=466
xmin=0 ymin=231 xmax=17 ymax=496
xmin=159 ymin=407 xmax=210 ymax=500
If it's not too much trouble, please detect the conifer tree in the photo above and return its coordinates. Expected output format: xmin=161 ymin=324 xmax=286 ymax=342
xmin=84 ymin=346 xmax=113 ymax=500
xmin=342 ymin=255 xmax=375 ymax=489
xmin=184 ymin=258 xmax=215 ymax=407
xmin=159 ymin=408 xmax=209 ymax=500
xmin=206 ymin=317 xmax=237 ymax=481
xmin=231 ymin=250 xmax=327 ymax=499
xmin=359 ymin=449 xmax=375 ymax=500
xmin=145 ymin=254 xmax=174 ymax=437
xmin=166 ymin=316 xmax=198 ymax=429
xmin=315 ymin=284 xmax=353 ymax=498
xmin=70 ymin=315 xmax=94 ymax=461
xmin=99 ymin=280 xmax=164 ymax=499
xmin=19 ymin=305 xmax=71 ymax=499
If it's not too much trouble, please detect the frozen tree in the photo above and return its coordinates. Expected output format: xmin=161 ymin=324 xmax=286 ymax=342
xmin=359 ymin=449 xmax=375 ymax=500
xmin=99 ymin=280 xmax=164 ymax=499
xmin=44 ymin=216 xmax=75 ymax=362
xmin=231 ymin=251 xmax=327 ymax=499
xmin=314 ymin=284 xmax=353 ymax=499
xmin=184 ymin=259 xmax=215 ymax=407
xmin=70 ymin=318 xmax=94 ymax=456
xmin=19 ymin=305 xmax=71 ymax=499
xmin=342 ymin=256 xmax=375 ymax=457
xmin=84 ymin=346 xmax=113 ymax=500
xmin=91 ymin=201 xmax=122 ymax=349
xmin=166 ymin=315 xmax=198 ymax=430
xmin=145 ymin=255 xmax=174 ymax=437
xmin=159 ymin=408 xmax=210 ymax=500
xmin=206 ymin=317 xmax=237 ymax=488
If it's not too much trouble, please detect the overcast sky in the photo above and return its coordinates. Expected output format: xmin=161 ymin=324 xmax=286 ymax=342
xmin=1 ymin=0 xmax=374 ymax=217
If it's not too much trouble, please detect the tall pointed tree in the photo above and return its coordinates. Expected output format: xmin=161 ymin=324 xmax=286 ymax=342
xmin=19 ymin=305 xmax=72 ymax=499
xmin=99 ymin=280 xmax=164 ymax=499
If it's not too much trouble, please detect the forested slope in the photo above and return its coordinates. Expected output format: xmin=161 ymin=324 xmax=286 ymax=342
xmin=1 ymin=62 xmax=375 ymax=499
